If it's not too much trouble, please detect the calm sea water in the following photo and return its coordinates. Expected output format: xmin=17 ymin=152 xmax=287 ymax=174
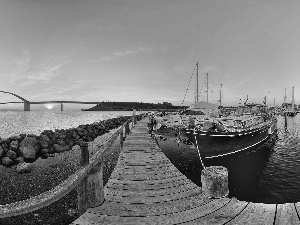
xmin=0 ymin=110 xmax=134 ymax=138
xmin=157 ymin=115 xmax=300 ymax=204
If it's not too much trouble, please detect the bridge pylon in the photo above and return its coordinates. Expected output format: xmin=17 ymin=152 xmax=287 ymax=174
xmin=24 ymin=102 xmax=31 ymax=111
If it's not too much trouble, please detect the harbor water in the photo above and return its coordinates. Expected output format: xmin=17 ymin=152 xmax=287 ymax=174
xmin=157 ymin=115 xmax=300 ymax=204
xmin=0 ymin=110 xmax=134 ymax=139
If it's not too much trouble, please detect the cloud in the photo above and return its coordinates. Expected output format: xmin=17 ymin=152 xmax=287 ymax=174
xmin=26 ymin=59 xmax=70 ymax=83
xmin=10 ymin=50 xmax=71 ymax=88
xmin=29 ymin=79 xmax=91 ymax=100
xmin=233 ymin=77 xmax=252 ymax=87
xmin=93 ymin=47 xmax=152 ymax=63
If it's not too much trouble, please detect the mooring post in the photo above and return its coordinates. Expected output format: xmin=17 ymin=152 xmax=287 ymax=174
xmin=77 ymin=142 xmax=104 ymax=215
xmin=201 ymin=166 xmax=229 ymax=198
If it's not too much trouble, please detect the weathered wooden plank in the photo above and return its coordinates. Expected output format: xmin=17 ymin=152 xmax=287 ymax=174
xmin=104 ymin=186 xmax=202 ymax=204
xmin=275 ymin=203 xmax=300 ymax=225
xmin=107 ymin=174 xmax=189 ymax=186
xmin=72 ymin=198 xmax=230 ymax=224
xmin=113 ymin=164 xmax=178 ymax=172
xmin=90 ymin=193 xmax=211 ymax=216
xmin=226 ymin=202 xmax=276 ymax=225
xmin=105 ymin=184 xmax=201 ymax=201
xmin=112 ymin=168 xmax=181 ymax=177
xmin=109 ymin=172 xmax=186 ymax=181
xmin=106 ymin=178 xmax=195 ymax=191
xmin=184 ymin=198 xmax=249 ymax=224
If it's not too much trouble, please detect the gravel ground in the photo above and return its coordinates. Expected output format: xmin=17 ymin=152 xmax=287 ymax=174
xmin=0 ymin=129 xmax=122 ymax=225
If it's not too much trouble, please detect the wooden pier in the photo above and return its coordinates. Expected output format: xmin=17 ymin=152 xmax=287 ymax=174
xmin=72 ymin=119 xmax=300 ymax=225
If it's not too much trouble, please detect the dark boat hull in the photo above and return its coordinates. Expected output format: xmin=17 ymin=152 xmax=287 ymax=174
xmin=183 ymin=121 xmax=277 ymax=158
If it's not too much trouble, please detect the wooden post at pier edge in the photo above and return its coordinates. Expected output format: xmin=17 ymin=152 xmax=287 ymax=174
xmin=120 ymin=128 xmax=124 ymax=148
xmin=80 ymin=142 xmax=89 ymax=166
xmin=77 ymin=142 xmax=104 ymax=214
xmin=132 ymin=109 xmax=137 ymax=126
xmin=125 ymin=122 xmax=130 ymax=135
xmin=201 ymin=166 xmax=229 ymax=198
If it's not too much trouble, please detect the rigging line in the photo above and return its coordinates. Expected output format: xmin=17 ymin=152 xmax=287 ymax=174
xmin=181 ymin=64 xmax=197 ymax=106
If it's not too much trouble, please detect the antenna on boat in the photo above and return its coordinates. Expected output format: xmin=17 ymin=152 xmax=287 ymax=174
xmin=196 ymin=62 xmax=199 ymax=102
xmin=206 ymin=72 xmax=209 ymax=103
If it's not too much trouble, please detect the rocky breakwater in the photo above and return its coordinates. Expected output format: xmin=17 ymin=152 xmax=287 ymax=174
xmin=0 ymin=116 xmax=132 ymax=174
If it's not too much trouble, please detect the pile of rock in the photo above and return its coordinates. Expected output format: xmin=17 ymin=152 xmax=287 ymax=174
xmin=0 ymin=116 xmax=133 ymax=173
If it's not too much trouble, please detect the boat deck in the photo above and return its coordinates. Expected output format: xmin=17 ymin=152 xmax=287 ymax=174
xmin=71 ymin=119 xmax=300 ymax=224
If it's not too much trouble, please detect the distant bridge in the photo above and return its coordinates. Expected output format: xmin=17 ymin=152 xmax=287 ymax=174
xmin=0 ymin=91 xmax=100 ymax=111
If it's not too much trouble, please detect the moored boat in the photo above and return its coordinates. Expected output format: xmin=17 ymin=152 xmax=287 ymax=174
xmin=182 ymin=103 xmax=277 ymax=158
xmin=154 ymin=62 xmax=277 ymax=160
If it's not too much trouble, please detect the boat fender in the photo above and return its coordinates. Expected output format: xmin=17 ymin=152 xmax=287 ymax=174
xmin=215 ymin=124 xmax=225 ymax=132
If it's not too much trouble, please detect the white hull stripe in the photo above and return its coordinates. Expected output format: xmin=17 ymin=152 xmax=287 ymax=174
xmin=202 ymin=130 xmax=275 ymax=159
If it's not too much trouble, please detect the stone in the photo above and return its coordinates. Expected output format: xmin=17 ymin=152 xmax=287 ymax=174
xmin=9 ymin=140 xmax=18 ymax=151
xmin=2 ymin=157 xmax=13 ymax=166
xmin=6 ymin=150 xmax=17 ymax=160
xmin=1 ymin=143 xmax=9 ymax=152
xmin=0 ymin=146 xmax=4 ymax=158
xmin=19 ymin=136 xmax=40 ymax=159
xmin=16 ymin=162 xmax=33 ymax=173
xmin=10 ymin=136 xmax=20 ymax=141
xmin=39 ymin=135 xmax=51 ymax=149
xmin=14 ymin=156 xmax=25 ymax=164
xmin=201 ymin=166 xmax=229 ymax=198
xmin=53 ymin=144 xmax=71 ymax=153
xmin=41 ymin=153 xmax=49 ymax=159
xmin=58 ymin=140 xmax=65 ymax=146
xmin=0 ymin=138 xmax=7 ymax=145
xmin=40 ymin=148 xmax=49 ymax=154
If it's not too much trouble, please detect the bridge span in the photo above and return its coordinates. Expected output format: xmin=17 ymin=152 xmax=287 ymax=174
xmin=0 ymin=91 xmax=100 ymax=111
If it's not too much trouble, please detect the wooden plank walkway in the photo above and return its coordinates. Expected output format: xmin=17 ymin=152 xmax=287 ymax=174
xmin=72 ymin=119 xmax=300 ymax=224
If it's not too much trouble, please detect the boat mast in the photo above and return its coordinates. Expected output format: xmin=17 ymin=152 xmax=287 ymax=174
xmin=219 ymin=84 xmax=222 ymax=106
xmin=206 ymin=73 xmax=208 ymax=103
xmin=292 ymin=86 xmax=295 ymax=110
xmin=196 ymin=62 xmax=199 ymax=103
xmin=284 ymin=88 xmax=287 ymax=107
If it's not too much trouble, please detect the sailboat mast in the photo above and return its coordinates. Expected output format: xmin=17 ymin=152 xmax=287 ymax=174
xmin=292 ymin=86 xmax=295 ymax=110
xmin=220 ymin=84 xmax=222 ymax=106
xmin=206 ymin=73 xmax=208 ymax=103
xmin=196 ymin=62 xmax=199 ymax=102
xmin=284 ymin=88 xmax=287 ymax=106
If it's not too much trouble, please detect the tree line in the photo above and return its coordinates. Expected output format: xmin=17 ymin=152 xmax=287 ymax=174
xmin=82 ymin=101 xmax=185 ymax=111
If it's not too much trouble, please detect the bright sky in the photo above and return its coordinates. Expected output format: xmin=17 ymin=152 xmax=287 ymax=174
xmin=1 ymin=0 xmax=300 ymax=110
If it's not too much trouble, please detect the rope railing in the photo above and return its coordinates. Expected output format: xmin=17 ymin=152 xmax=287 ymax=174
xmin=0 ymin=112 xmax=147 ymax=219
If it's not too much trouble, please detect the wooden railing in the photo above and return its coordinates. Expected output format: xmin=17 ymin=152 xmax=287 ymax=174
xmin=0 ymin=113 xmax=147 ymax=219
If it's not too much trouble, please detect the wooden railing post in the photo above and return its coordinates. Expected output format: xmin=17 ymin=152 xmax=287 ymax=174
xmin=77 ymin=142 xmax=104 ymax=215
xmin=120 ymin=127 xmax=124 ymax=148
xmin=132 ymin=109 xmax=137 ymax=126
xmin=125 ymin=121 xmax=130 ymax=135
xmin=80 ymin=142 xmax=89 ymax=166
